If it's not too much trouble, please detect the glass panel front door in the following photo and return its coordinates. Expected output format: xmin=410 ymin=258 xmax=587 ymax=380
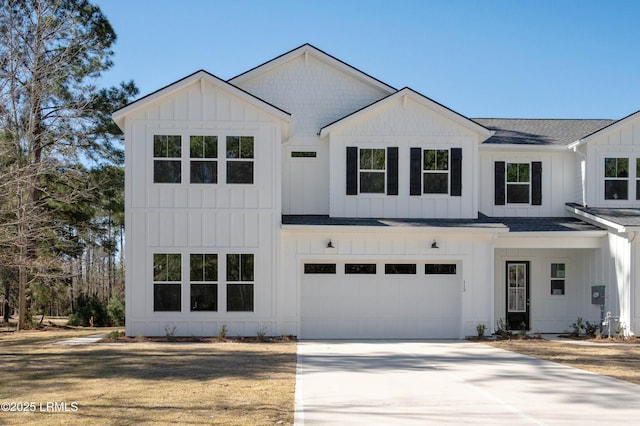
xmin=506 ymin=261 xmax=530 ymax=329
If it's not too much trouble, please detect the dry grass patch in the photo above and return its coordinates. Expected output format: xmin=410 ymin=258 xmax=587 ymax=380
xmin=0 ymin=330 xmax=297 ymax=425
xmin=486 ymin=338 xmax=640 ymax=385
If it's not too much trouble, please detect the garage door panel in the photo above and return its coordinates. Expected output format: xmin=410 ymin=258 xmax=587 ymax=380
xmin=301 ymin=262 xmax=461 ymax=339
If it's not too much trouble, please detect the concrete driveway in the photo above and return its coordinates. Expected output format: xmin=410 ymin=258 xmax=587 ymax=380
xmin=295 ymin=340 xmax=640 ymax=425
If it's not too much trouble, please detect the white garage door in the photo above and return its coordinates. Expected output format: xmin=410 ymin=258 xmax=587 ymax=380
xmin=300 ymin=262 xmax=462 ymax=339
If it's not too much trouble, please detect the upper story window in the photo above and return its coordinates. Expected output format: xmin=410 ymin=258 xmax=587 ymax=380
xmin=153 ymin=135 xmax=182 ymax=183
xmin=423 ymin=149 xmax=449 ymax=194
xmin=494 ymin=161 xmax=541 ymax=206
xmin=604 ymin=157 xmax=628 ymax=200
xmin=506 ymin=163 xmax=530 ymax=203
xmin=190 ymin=136 xmax=217 ymax=184
xmin=226 ymin=136 xmax=254 ymax=184
xmin=359 ymin=148 xmax=386 ymax=193
xmin=410 ymin=147 xmax=462 ymax=196
xmin=346 ymin=147 xmax=398 ymax=196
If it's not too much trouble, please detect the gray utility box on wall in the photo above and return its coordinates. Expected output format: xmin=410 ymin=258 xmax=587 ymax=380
xmin=591 ymin=285 xmax=605 ymax=305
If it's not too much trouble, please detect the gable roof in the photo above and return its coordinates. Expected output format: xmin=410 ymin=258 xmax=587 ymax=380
xmin=112 ymin=70 xmax=292 ymax=131
xmin=567 ymin=109 xmax=640 ymax=149
xmin=474 ymin=118 xmax=615 ymax=146
xmin=319 ymin=87 xmax=493 ymax=138
xmin=228 ymin=43 xmax=396 ymax=95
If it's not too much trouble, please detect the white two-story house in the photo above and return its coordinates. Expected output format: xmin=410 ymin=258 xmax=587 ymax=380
xmin=113 ymin=44 xmax=640 ymax=339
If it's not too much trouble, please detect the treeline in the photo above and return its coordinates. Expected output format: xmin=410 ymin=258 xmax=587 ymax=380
xmin=0 ymin=0 xmax=137 ymax=328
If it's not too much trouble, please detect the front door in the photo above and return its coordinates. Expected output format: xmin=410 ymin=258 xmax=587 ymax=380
xmin=506 ymin=261 xmax=530 ymax=330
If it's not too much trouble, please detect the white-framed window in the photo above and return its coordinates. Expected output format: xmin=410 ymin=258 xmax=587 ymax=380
xmin=190 ymin=254 xmax=218 ymax=311
xmin=604 ymin=157 xmax=629 ymax=200
xmin=226 ymin=136 xmax=254 ymax=184
xmin=506 ymin=162 xmax=530 ymax=203
xmin=226 ymin=254 xmax=254 ymax=311
xmin=153 ymin=135 xmax=182 ymax=183
xmin=423 ymin=149 xmax=449 ymax=194
xmin=359 ymin=148 xmax=386 ymax=193
xmin=153 ymin=253 xmax=182 ymax=311
xmin=190 ymin=136 xmax=217 ymax=184
xmin=550 ymin=263 xmax=565 ymax=295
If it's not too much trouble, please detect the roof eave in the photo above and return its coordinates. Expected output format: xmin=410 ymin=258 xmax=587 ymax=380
xmin=112 ymin=70 xmax=292 ymax=132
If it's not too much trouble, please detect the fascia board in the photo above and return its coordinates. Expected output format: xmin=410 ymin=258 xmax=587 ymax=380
xmin=281 ymin=224 xmax=509 ymax=234
xmin=565 ymin=204 xmax=627 ymax=233
xmin=480 ymin=143 xmax=570 ymax=152
xmin=568 ymin=109 xmax=640 ymax=149
xmin=320 ymin=88 xmax=492 ymax=139
xmin=112 ymin=71 xmax=291 ymax=131
xmin=229 ymin=44 xmax=396 ymax=95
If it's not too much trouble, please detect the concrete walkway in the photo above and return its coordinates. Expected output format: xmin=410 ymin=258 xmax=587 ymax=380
xmin=52 ymin=334 xmax=107 ymax=346
xmin=295 ymin=340 xmax=640 ymax=425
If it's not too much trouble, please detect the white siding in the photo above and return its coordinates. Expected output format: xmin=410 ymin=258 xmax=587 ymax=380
xmin=580 ymin=118 xmax=640 ymax=208
xmin=479 ymin=148 xmax=576 ymax=217
xmin=281 ymin=229 xmax=496 ymax=339
xmin=328 ymin=96 xmax=481 ymax=218
xmin=124 ymin=79 xmax=284 ymax=337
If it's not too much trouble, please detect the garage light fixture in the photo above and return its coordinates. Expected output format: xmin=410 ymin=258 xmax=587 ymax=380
xmin=431 ymin=240 xmax=439 ymax=249
xmin=327 ymin=240 xmax=334 ymax=249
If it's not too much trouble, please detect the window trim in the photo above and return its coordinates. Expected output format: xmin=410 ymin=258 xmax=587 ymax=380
xmin=153 ymin=134 xmax=182 ymax=184
xmin=505 ymin=162 xmax=531 ymax=204
xmin=189 ymin=135 xmax=218 ymax=184
xmin=226 ymin=253 xmax=255 ymax=312
xmin=190 ymin=253 xmax=218 ymax=312
xmin=604 ymin=157 xmax=629 ymax=201
xmin=358 ymin=147 xmax=386 ymax=194
xmin=422 ymin=148 xmax=450 ymax=194
xmin=153 ymin=253 xmax=182 ymax=312
xmin=226 ymin=136 xmax=255 ymax=184
xmin=550 ymin=262 xmax=566 ymax=296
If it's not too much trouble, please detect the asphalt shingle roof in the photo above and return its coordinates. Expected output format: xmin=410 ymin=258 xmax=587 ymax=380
xmin=567 ymin=203 xmax=640 ymax=228
xmin=473 ymin=118 xmax=614 ymax=146
xmin=282 ymin=215 xmax=602 ymax=232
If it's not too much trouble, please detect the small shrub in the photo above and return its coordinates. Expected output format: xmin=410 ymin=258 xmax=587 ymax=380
xmin=614 ymin=322 xmax=626 ymax=339
xmin=217 ymin=324 xmax=228 ymax=340
xmin=518 ymin=321 xmax=527 ymax=339
xmin=164 ymin=325 xmax=176 ymax=341
xmin=495 ymin=317 xmax=510 ymax=340
xmin=257 ymin=325 xmax=268 ymax=342
xmin=569 ymin=317 xmax=585 ymax=336
xmin=476 ymin=323 xmax=486 ymax=338
xmin=584 ymin=321 xmax=598 ymax=337
xmin=106 ymin=330 xmax=125 ymax=339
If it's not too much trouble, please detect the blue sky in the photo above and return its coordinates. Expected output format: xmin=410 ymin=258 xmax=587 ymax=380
xmin=95 ymin=0 xmax=640 ymax=119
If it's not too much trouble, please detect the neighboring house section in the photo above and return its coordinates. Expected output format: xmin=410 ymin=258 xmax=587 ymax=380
xmin=114 ymin=44 xmax=640 ymax=338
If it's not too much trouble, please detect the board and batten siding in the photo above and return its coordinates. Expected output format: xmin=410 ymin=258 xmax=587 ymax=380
xmin=578 ymin=118 xmax=640 ymax=208
xmin=479 ymin=148 xmax=576 ymax=217
xmin=327 ymin=95 xmax=482 ymax=219
xmin=280 ymin=229 xmax=497 ymax=338
xmin=123 ymin=78 xmax=284 ymax=337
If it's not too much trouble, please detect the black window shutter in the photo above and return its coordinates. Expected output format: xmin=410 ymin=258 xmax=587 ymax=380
xmin=346 ymin=147 xmax=358 ymax=195
xmin=450 ymin=148 xmax=462 ymax=196
xmin=532 ymin=161 xmax=542 ymax=205
xmin=410 ymin=148 xmax=422 ymax=196
xmin=387 ymin=147 xmax=398 ymax=195
xmin=495 ymin=161 xmax=505 ymax=205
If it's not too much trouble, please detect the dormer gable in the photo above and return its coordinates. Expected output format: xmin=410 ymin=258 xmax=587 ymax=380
xmin=112 ymin=69 xmax=292 ymax=135
xmin=229 ymin=43 xmax=396 ymax=95
xmin=319 ymin=87 xmax=493 ymax=140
